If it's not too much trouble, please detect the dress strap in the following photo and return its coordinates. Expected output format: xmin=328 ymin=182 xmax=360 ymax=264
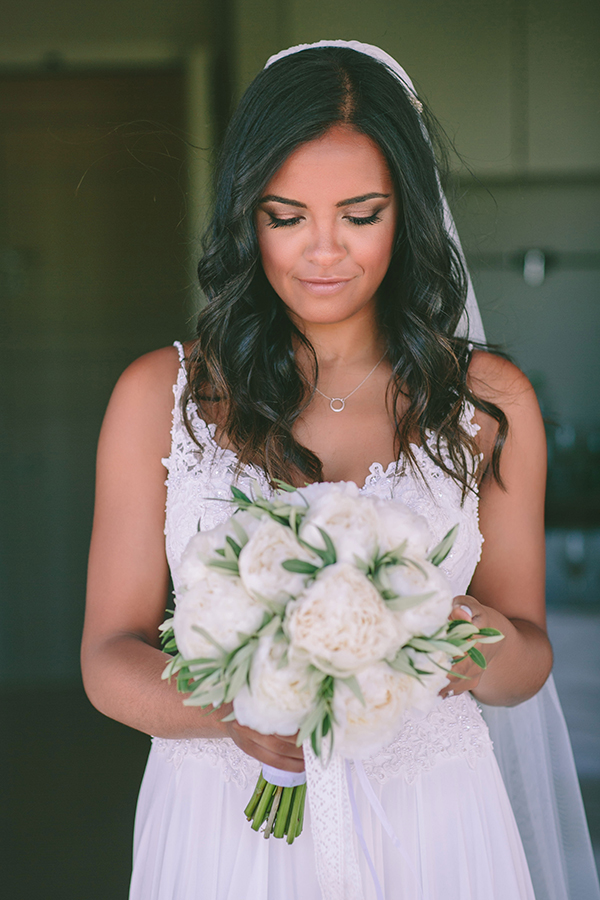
xmin=162 ymin=342 xmax=191 ymax=474
xmin=461 ymin=400 xmax=481 ymax=438
xmin=170 ymin=341 xmax=188 ymax=413
xmin=173 ymin=340 xmax=185 ymax=365
xmin=169 ymin=340 xmax=214 ymax=449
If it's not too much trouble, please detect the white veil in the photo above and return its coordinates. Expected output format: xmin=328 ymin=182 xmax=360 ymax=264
xmin=265 ymin=40 xmax=485 ymax=345
xmin=266 ymin=41 xmax=600 ymax=900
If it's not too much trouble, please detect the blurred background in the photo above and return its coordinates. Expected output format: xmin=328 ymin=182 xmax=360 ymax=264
xmin=1 ymin=0 xmax=598 ymax=896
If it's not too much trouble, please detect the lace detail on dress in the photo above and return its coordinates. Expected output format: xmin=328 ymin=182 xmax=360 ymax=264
xmin=150 ymin=695 xmax=492 ymax=786
xmin=157 ymin=343 xmax=489 ymax=785
xmin=357 ymin=692 xmax=493 ymax=785
xmin=304 ymin=741 xmax=363 ymax=900
xmin=151 ymin=735 xmax=261 ymax=790
xmin=359 ymin=439 xmax=483 ymax=598
xmin=161 ymin=343 xmax=270 ymax=589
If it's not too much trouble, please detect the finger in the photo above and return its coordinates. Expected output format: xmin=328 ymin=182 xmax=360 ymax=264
xmin=441 ymin=654 xmax=481 ymax=685
xmin=449 ymin=654 xmax=481 ymax=677
xmin=451 ymin=595 xmax=486 ymax=625
xmin=253 ymin=730 xmax=304 ymax=753
xmin=273 ymin=731 xmax=302 ymax=747
xmin=233 ymin=725 xmax=305 ymax=760
xmin=449 ymin=596 xmax=474 ymax=621
xmin=242 ymin=736 xmax=306 ymax=772
xmin=269 ymin=735 xmax=305 ymax=758
xmin=440 ymin=668 xmax=482 ymax=698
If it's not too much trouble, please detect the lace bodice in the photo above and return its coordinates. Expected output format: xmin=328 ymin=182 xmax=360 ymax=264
xmin=154 ymin=342 xmax=492 ymax=783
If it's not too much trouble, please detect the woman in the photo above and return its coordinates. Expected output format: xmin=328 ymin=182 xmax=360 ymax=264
xmin=81 ymin=42 xmax=597 ymax=900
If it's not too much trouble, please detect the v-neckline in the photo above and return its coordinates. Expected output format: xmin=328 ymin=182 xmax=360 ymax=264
xmin=185 ymin=400 xmax=435 ymax=493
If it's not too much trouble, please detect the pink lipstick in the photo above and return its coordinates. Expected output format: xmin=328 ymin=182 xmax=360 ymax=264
xmin=297 ymin=277 xmax=353 ymax=295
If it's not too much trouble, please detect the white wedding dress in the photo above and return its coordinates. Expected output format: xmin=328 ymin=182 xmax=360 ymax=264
xmin=128 ymin=343 xmax=595 ymax=900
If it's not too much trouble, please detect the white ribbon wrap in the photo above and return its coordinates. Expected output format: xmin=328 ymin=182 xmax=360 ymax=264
xmin=303 ymin=739 xmax=364 ymax=900
xmin=261 ymin=764 xmax=306 ymax=788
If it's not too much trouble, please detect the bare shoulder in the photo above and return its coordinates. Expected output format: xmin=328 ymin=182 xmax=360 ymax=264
xmin=468 ymin=350 xmax=538 ymax=408
xmin=468 ymin=350 xmax=543 ymax=423
xmin=112 ymin=344 xmax=181 ymax=401
xmin=467 ymin=350 xmax=545 ymax=473
xmin=100 ymin=345 xmax=182 ymax=461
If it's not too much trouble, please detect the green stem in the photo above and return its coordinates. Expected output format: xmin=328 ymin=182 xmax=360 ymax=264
xmin=286 ymin=782 xmax=306 ymax=844
xmin=250 ymin=781 xmax=276 ymax=831
xmin=244 ymin=772 xmax=267 ymax=820
xmin=297 ymin=782 xmax=307 ymax=836
xmin=273 ymin=786 xmax=294 ymax=839
xmin=264 ymin=785 xmax=283 ymax=838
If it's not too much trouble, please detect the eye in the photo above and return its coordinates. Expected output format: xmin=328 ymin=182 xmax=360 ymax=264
xmin=267 ymin=214 xmax=303 ymax=229
xmin=345 ymin=212 xmax=382 ymax=226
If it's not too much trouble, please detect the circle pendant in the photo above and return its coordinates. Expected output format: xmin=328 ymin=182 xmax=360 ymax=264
xmin=330 ymin=398 xmax=345 ymax=412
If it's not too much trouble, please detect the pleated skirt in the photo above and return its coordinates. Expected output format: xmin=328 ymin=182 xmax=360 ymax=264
xmin=130 ymin=741 xmax=535 ymax=900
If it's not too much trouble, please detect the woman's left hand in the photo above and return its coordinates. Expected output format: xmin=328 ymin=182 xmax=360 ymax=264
xmin=438 ymin=594 xmax=505 ymax=699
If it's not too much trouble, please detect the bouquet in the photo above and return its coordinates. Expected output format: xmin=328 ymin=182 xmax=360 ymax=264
xmin=161 ymin=481 xmax=502 ymax=843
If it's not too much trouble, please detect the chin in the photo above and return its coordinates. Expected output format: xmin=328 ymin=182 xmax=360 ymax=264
xmin=287 ymin=309 xmax=362 ymax=329
xmin=284 ymin=297 xmax=376 ymax=329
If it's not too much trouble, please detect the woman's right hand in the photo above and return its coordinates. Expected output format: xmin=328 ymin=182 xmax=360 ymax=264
xmin=221 ymin=707 xmax=305 ymax=773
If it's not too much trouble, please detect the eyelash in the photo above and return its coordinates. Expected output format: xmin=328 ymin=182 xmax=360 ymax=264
xmin=267 ymin=212 xmax=383 ymax=229
xmin=268 ymin=215 xmax=302 ymax=228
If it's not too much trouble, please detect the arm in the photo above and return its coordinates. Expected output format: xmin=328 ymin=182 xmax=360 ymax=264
xmin=440 ymin=352 xmax=553 ymax=706
xmin=81 ymin=346 xmax=303 ymax=770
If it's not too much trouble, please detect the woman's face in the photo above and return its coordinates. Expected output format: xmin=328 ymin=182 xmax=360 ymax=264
xmin=256 ymin=125 xmax=397 ymax=329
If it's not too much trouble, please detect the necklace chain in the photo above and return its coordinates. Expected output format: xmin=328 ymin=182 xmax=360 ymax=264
xmin=313 ymin=352 xmax=386 ymax=412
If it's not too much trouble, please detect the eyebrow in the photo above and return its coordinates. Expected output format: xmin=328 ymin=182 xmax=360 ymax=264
xmin=337 ymin=193 xmax=391 ymax=207
xmin=258 ymin=192 xmax=391 ymax=209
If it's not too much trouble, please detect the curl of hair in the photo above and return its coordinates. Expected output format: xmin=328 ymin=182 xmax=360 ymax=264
xmin=184 ymin=46 xmax=507 ymax=495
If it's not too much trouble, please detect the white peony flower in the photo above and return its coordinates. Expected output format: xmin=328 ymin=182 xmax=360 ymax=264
xmin=176 ymin=521 xmax=233 ymax=591
xmin=176 ymin=511 xmax=262 ymax=591
xmin=230 ymin=508 xmax=266 ymax=540
xmin=371 ymin=497 xmax=433 ymax=557
xmin=173 ymin=569 xmax=265 ymax=661
xmin=333 ymin=663 xmax=416 ymax=757
xmin=408 ymin=650 xmax=451 ymax=714
xmin=299 ymin=482 xmax=379 ymax=565
xmin=233 ymin=636 xmax=316 ymax=736
xmin=284 ymin=481 xmax=334 ymax=506
xmin=285 ymin=563 xmax=398 ymax=677
xmin=238 ymin=516 xmax=318 ymax=603
xmin=382 ymin=559 xmax=454 ymax=638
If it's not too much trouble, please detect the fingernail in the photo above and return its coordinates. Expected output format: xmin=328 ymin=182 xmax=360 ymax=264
xmin=459 ymin=604 xmax=473 ymax=617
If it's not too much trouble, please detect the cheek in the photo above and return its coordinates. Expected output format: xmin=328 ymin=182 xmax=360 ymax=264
xmin=258 ymin=232 xmax=292 ymax=285
xmin=361 ymin=231 xmax=395 ymax=278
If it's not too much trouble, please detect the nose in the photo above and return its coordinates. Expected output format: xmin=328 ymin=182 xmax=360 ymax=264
xmin=303 ymin=222 xmax=347 ymax=269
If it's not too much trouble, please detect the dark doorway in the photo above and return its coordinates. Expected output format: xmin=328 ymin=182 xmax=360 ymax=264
xmin=1 ymin=67 xmax=191 ymax=899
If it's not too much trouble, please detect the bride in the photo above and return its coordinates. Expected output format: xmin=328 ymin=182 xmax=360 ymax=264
xmin=81 ymin=42 xmax=599 ymax=900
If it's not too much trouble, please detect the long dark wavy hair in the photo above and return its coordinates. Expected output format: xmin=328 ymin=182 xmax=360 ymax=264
xmin=184 ymin=46 xmax=507 ymax=494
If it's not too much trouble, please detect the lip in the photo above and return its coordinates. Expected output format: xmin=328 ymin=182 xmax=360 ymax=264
xmin=297 ymin=277 xmax=354 ymax=296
